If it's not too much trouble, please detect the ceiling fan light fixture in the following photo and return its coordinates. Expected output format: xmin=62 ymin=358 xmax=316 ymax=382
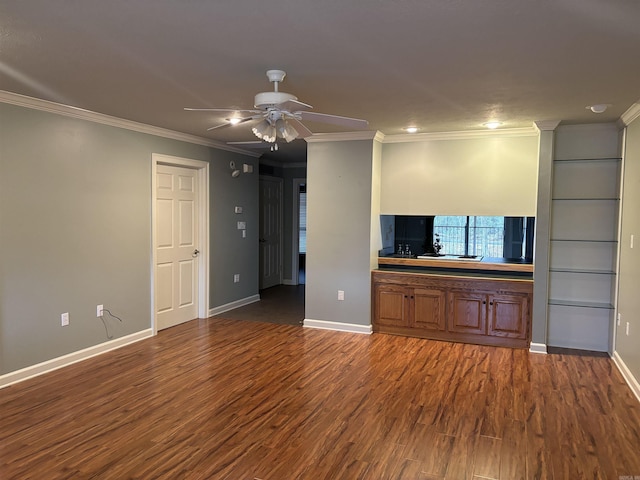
xmin=252 ymin=119 xmax=276 ymax=143
xmin=275 ymin=118 xmax=298 ymax=143
xmin=227 ymin=117 xmax=242 ymax=125
xmin=404 ymin=126 xmax=418 ymax=133
xmin=484 ymin=121 xmax=502 ymax=129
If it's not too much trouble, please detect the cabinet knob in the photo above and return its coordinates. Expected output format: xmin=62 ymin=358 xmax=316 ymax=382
xmin=482 ymin=300 xmax=486 ymax=305
xmin=490 ymin=301 xmax=494 ymax=305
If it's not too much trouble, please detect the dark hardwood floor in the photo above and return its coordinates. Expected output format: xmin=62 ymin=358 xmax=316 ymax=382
xmin=213 ymin=285 xmax=305 ymax=326
xmin=1 ymin=313 xmax=640 ymax=479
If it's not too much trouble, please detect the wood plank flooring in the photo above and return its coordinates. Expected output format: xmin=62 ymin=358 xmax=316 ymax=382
xmin=1 ymin=318 xmax=640 ymax=479
xmin=213 ymin=286 xmax=305 ymax=326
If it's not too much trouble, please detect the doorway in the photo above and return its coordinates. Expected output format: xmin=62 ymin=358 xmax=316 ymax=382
xmin=259 ymin=176 xmax=283 ymax=289
xmin=292 ymin=178 xmax=306 ymax=285
xmin=152 ymin=154 xmax=209 ymax=333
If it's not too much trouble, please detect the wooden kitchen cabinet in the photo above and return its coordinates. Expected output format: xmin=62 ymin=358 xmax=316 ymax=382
xmin=447 ymin=290 xmax=529 ymax=340
xmin=374 ymin=283 xmax=410 ymax=329
xmin=372 ymin=270 xmax=532 ymax=348
xmin=374 ymin=284 xmax=445 ymax=332
xmin=487 ymin=293 xmax=529 ymax=340
xmin=447 ymin=290 xmax=487 ymax=335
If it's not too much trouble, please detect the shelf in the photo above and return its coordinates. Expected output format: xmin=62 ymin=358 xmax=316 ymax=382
xmin=549 ymin=268 xmax=615 ymax=275
xmin=553 ymin=157 xmax=621 ymax=163
xmin=548 ymin=299 xmax=614 ymax=309
xmin=550 ymin=239 xmax=617 ymax=243
xmin=550 ymin=238 xmax=617 ymax=243
xmin=552 ymin=197 xmax=619 ymax=201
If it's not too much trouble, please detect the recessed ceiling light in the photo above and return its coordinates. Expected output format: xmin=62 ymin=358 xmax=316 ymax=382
xmin=405 ymin=127 xmax=418 ymax=133
xmin=586 ymin=104 xmax=610 ymax=114
xmin=484 ymin=121 xmax=502 ymax=129
xmin=227 ymin=117 xmax=242 ymax=125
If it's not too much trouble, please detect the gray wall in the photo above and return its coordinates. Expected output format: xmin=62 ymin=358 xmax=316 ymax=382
xmin=306 ymin=139 xmax=376 ymax=326
xmin=0 ymin=103 xmax=257 ymax=375
xmin=617 ymin=116 xmax=640 ymax=382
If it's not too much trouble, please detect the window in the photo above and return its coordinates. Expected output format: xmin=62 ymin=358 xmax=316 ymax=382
xmin=433 ymin=216 xmax=505 ymax=257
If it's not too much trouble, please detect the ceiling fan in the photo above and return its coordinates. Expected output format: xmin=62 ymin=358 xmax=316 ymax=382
xmin=185 ymin=69 xmax=369 ymax=150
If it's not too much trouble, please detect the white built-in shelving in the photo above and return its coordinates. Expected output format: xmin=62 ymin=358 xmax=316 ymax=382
xmin=547 ymin=125 xmax=621 ymax=352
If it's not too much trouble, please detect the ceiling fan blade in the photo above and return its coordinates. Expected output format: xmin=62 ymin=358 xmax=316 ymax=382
xmin=184 ymin=107 xmax=263 ymax=114
xmin=299 ymin=111 xmax=369 ymax=129
xmin=278 ymin=99 xmax=313 ymax=112
xmin=206 ymin=115 xmax=260 ymax=131
xmin=206 ymin=122 xmax=232 ymax=132
xmin=287 ymin=118 xmax=314 ymax=138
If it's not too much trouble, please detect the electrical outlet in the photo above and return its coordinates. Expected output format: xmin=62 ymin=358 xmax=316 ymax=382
xmin=626 ymin=322 xmax=630 ymax=336
xmin=61 ymin=312 xmax=69 ymax=326
xmin=234 ymin=206 xmax=243 ymax=214
xmin=97 ymin=304 xmax=104 ymax=317
xmin=631 ymin=234 xmax=634 ymax=249
xmin=338 ymin=290 xmax=345 ymax=301
xmin=234 ymin=274 xmax=240 ymax=283
xmin=237 ymin=221 xmax=246 ymax=230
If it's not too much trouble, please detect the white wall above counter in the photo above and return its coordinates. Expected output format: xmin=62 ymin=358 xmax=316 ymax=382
xmin=380 ymin=133 xmax=539 ymax=217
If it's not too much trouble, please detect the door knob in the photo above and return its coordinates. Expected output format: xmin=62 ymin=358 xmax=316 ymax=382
xmin=192 ymin=249 xmax=200 ymax=257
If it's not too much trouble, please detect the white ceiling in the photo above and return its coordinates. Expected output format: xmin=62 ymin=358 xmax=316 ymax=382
xmin=2 ymin=1 xmax=640 ymax=162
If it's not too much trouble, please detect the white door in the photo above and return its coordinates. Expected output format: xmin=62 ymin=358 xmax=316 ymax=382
xmin=156 ymin=164 xmax=199 ymax=330
xmin=259 ymin=177 xmax=283 ymax=289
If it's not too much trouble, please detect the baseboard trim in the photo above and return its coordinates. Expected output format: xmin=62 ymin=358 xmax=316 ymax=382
xmin=0 ymin=329 xmax=153 ymax=389
xmin=282 ymin=279 xmax=297 ymax=286
xmin=612 ymin=351 xmax=640 ymax=404
xmin=303 ymin=319 xmax=372 ymax=335
xmin=208 ymin=294 xmax=260 ymax=317
xmin=529 ymin=342 xmax=548 ymax=354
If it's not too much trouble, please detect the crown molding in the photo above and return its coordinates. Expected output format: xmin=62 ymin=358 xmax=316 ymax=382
xmin=619 ymin=102 xmax=640 ymax=127
xmin=533 ymin=120 xmax=561 ymax=132
xmin=373 ymin=131 xmax=386 ymax=143
xmin=383 ymin=125 xmax=538 ymax=143
xmin=305 ymin=131 xmax=379 ymax=143
xmin=0 ymin=90 xmax=260 ymax=158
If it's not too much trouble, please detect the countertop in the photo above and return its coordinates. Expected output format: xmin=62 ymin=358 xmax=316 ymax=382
xmin=377 ymin=254 xmax=534 ymax=274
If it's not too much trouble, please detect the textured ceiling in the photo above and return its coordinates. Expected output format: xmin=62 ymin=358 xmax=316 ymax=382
xmin=2 ymin=0 xmax=640 ymax=162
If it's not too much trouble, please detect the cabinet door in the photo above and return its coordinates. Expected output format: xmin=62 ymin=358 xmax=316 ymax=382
xmin=447 ymin=291 xmax=487 ymax=335
xmin=488 ymin=293 xmax=529 ymax=340
xmin=374 ymin=284 xmax=410 ymax=328
xmin=412 ymin=288 xmax=446 ymax=331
